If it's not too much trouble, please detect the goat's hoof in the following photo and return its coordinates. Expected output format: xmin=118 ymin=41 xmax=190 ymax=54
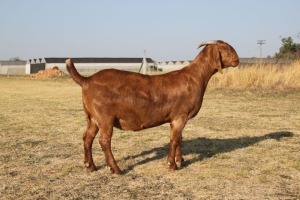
xmin=176 ymin=162 xmax=183 ymax=169
xmin=176 ymin=158 xmax=185 ymax=168
xmin=168 ymin=162 xmax=178 ymax=171
xmin=85 ymin=163 xmax=96 ymax=172
xmin=110 ymin=167 xmax=122 ymax=175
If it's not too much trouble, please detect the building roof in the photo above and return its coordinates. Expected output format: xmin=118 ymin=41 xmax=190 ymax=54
xmin=32 ymin=57 xmax=155 ymax=64
xmin=0 ymin=60 xmax=26 ymax=65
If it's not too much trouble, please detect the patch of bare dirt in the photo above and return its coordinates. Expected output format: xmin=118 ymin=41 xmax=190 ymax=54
xmin=30 ymin=67 xmax=67 ymax=79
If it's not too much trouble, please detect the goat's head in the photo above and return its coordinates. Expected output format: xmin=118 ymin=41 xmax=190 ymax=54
xmin=198 ymin=40 xmax=239 ymax=74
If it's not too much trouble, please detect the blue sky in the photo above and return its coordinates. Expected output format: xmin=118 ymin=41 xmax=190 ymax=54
xmin=0 ymin=0 xmax=299 ymax=61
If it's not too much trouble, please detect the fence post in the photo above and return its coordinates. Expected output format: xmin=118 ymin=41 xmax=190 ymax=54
xmin=7 ymin=67 xmax=9 ymax=78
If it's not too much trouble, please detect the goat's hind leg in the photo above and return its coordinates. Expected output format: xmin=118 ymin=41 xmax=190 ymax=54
xmin=83 ymin=118 xmax=99 ymax=172
xmin=99 ymin=120 xmax=122 ymax=175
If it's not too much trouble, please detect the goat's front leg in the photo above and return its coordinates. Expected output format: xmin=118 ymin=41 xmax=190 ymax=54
xmin=167 ymin=117 xmax=187 ymax=170
xmin=175 ymin=144 xmax=184 ymax=168
xmin=99 ymin=122 xmax=122 ymax=175
xmin=83 ymin=119 xmax=99 ymax=172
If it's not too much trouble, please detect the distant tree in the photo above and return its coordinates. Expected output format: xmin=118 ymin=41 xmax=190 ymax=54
xmin=9 ymin=57 xmax=21 ymax=61
xmin=275 ymin=37 xmax=300 ymax=60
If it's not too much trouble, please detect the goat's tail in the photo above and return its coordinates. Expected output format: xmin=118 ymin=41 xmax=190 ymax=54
xmin=65 ymin=58 xmax=86 ymax=86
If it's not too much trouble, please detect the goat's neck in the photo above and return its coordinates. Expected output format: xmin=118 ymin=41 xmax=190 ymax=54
xmin=180 ymin=59 xmax=216 ymax=119
xmin=186 ymin=59 xmax=217 ymax=90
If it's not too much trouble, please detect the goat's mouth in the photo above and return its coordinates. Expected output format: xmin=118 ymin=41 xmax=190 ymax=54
xmin=230 ymin=59 xmax=239 ymax=67
xmin=222 ymin=60 xmax=239 ymax=68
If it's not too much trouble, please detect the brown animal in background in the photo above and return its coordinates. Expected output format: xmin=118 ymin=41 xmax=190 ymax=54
xmin=66 ymin=40 xmax=239 ymax=174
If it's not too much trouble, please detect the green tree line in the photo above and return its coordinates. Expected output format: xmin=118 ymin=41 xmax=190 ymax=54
xmin=275 ymin=36 xmax=300 ymax=60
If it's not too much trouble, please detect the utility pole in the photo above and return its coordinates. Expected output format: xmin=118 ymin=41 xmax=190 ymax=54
xmin=257 ymin=40 xmax=266 ymax=58
xmin=139 ymin=50 xmax=148 ymax=74
xmin=257 ymin=40 xmax=266 ymax=66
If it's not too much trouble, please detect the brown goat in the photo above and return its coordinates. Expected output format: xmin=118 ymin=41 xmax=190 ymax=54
xmin=66 ymin=40 xmax=239 ymax=174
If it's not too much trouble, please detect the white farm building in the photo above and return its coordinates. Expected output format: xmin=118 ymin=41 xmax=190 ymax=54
xmin=157 ymin=60 xmax=191 ymax=72
xmin=1 ymin=57 xmax=293 ymax=76
xmin=0 ymin=60 xmax=27 ymax=75
xmin=25 ymin=57 xmax=156 ymax=74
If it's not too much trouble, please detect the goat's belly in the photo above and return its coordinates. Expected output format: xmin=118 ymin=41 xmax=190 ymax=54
xmin=114 ymin=117 xmax=167 ymax=131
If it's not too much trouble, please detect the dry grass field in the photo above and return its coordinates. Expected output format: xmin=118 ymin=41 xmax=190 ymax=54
xmin=0 ymin=64 xmax=300 ymax=199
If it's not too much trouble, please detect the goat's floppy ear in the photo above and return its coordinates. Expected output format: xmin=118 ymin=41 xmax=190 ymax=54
xmin=211 ymin=46 xmax=223 ymax=74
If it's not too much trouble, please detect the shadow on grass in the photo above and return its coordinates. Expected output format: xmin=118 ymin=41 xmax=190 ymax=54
xmin=119 ymin=131 xmax=293 ymax=173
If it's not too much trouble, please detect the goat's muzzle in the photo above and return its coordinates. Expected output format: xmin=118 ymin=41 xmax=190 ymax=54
xmin=231 ymin=59 xmax=239 ymax=67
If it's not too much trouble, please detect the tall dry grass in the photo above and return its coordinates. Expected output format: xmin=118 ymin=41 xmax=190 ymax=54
xmin=208 ymin=61 xmax=300 ymax=90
